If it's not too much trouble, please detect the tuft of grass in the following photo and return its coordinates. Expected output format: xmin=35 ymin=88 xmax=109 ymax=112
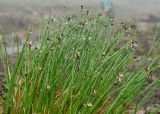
xmin=2 ymin=13 xmax=160 ymax=114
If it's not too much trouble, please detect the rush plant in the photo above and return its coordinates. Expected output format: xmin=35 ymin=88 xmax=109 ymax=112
xmin=2 ymin=13 xmax=160 ymax=114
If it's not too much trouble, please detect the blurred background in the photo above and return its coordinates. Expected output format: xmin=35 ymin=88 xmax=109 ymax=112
xmin=1 ymin=0 xmax=160 ymax=33
xmin=1 ymin=0 xmax=160 ymax=55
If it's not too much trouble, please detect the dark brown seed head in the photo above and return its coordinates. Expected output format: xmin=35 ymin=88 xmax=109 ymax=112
xmin=35 ymin=47 xmax=38 ymax=50
xmin=24 ymin=72 xmax=28 ymax=77
xmin=114 ymin=80 xmax=119 ymax=85
xmin=67 ymin=17 xmax=71 ymax=21
xmin=120 ymin=22 xmax=123 ymax=25
xmin=111 ymin=23 xmax=114 ymax=26
xmin=133 ymin=56 xmax=138 ymax=60
xmin=27 ymin=41 xmax=32 ymax=49
xmin=144 ymin=66 xmax=149 ymax=71
xmin=76 ymin=51 xmax=81 ymax=60
xmin=80 ymin=5 xmax=83 ymax=10
xmin=124 ymin=26 xmax=128 ymax=31
xmin=78 ymin=22 xmax=85 ymax=27
xmin=109 ymin=15 xmax=114 ymax=19
xmin=76 ymin=65 xmax=80 ymax=72
xmin=86 ymin=10 xmax=89 ymax=15
xmin=47 ymin=37 xmax=51 ymax=41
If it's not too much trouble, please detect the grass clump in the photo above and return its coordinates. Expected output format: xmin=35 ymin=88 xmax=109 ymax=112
xmin=1 ymin=13 xmax=160 ymax=114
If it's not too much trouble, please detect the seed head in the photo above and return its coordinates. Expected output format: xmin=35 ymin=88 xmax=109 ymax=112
xmin=27 ymin=41 xmax=32 ymax=49
xmin=51 ymin=18 xmax=56 ymax=23
xmin=144 ymin=66 xmax=149 ymax=71
xmin=46 ymin=84 xmax=51 ymax=89
xmin=86 ymin=101 xmax=92 ymax=107
xmin=76 ymin=51 xmax=81 ymax=60
xmin=78 ymin=21 xmax=85 ymax=28
xmin=45 ymin=83 xmax=51 ymax=90
xmin=67 ymin=17 xmax=71 ymax=22
xmin=98 ymin=12 xmax=102 ymax=17
xmin=118 ymin=73 xmax=124 ymax=82
xmin=111 ymin=23 xmax=114 ymax=26
xmin=93 ymin=90 xmax=96 ymax=96
xmin=80 ymin=5 xmax=84 ymax=10
xmin=86 ymin=10 xmax=90 ymax=16
xmin=101 ymin=52 xmax=105 ymax=58
xmin=35 ymin=46 xmax=38 ymax=50
xmin=65 ymin=21 xmax=68 ymax=25
xmin=76 ymin=65 xmax=80 ymax=72
xmin=120 ymin=22 xmax=124 ymax=25
xmin=133 ymin=56 xmax=141 ymax=60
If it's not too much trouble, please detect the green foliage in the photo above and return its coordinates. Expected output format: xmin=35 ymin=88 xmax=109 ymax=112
xmin=2 ymin=14 xmax=160 ymax=114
